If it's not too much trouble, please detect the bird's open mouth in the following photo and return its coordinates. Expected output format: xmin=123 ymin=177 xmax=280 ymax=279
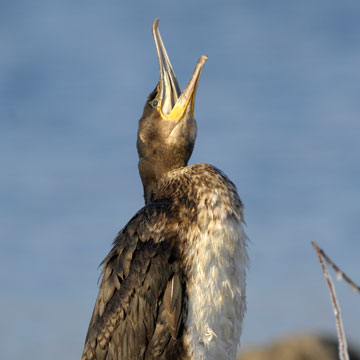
xmin=152 ymin=18 xmax=208 ymax=120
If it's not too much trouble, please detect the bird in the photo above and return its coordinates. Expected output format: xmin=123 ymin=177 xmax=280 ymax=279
xmin=81 ymin=18 xmax=248 ymax=360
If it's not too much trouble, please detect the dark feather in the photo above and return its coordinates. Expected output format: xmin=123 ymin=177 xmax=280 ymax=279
xmin=163 ymin=274 xmax=182 ymax=339
xmin=81 ymin=200 xmax=186 ymax=360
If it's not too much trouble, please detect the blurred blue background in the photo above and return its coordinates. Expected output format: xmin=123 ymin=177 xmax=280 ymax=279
xmin=1 ymin=1 xmax=359 ymax=358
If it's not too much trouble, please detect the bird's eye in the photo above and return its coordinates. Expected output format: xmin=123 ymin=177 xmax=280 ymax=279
xmin=152 ymin=100 xmax=158 ymax=107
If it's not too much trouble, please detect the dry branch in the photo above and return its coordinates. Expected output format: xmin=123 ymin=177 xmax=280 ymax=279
xmin=312 ymin=241 xmax=349 ymax=360
xmin=315 ymin=245 xmax=360 ymax=294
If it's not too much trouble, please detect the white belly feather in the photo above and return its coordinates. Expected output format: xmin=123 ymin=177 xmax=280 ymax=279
xmin=183 ymin=189 xmax=248 ymax=360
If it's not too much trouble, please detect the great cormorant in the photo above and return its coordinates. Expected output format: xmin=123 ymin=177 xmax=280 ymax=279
xmin=81 ymin=19 xmax=248 ymax=360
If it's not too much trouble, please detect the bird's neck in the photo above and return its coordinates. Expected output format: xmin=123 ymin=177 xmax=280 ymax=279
xmin=138 ymin=157 xmax=187 ymax=204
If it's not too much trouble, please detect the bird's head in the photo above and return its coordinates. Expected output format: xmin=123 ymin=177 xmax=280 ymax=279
xmin=137 ymin=19 xmax=207 ymax=203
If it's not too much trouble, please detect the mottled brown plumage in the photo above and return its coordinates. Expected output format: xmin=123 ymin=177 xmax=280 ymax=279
xmin=82 ymin=198 xmax=187 ymax=360
xmin=82 ymin=19 xmax=247 ymax=360
xmin=82 ymin=164 xmax=244 ymax=360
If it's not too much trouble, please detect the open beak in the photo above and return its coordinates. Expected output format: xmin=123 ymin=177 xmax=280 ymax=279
xmin=152 ymin=18 xmax=208 ymax=120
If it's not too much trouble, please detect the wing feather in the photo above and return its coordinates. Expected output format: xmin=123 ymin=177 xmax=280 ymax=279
xmin=81 ymin=201 xmax=185 ymax=360
xmin=163 ymin=274 xmax=182 ymax=339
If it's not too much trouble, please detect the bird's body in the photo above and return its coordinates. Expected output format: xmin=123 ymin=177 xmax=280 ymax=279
xmin=82 ymin=19 xmax=248 ymax=360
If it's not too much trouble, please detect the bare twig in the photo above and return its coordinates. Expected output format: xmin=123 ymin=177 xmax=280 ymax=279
xmin=316 ymin=246 xmax=360 ymax=293
xmin=312 ymin=241 xmax=349 ymax=360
